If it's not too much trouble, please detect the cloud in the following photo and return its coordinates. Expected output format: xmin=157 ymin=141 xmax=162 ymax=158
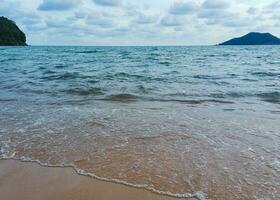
xmin=38 ymin=0 xmax=80 ymax=11
xmin=199 ymin=8 xmax=252 ymax=28
xmin=46 ymin=19 xmax=70 ymax=28
xmin=1 ymin=0 xmax=279 ymax=45
xmin=134 ymin=13 xmax=158 ymax=24
xmin=198 ymin=9 xmax=232 ymax=19
xmin=0 ymin=0 xmax=43 ymax=30
xmin=92 ymin=0 xmax=121 ymax=7
xmin=247 ymin=7 xmax=260 ymax=15
xmin=85 ymin=13 xmax=116 ymax=28
xmin=73 ymin=9 xmax=118 ymax=28
xmin=222 ymin=19 xmax=251 ymax=27
xmin=22 ymin=17 xmax=42 ymax=26
xmin=169 ymin=1 xmax=199 ymax=15
xmin=198 ymin=0 xmax=243 ymax=28
xmin=160 ymin=15 xmax=185 ymax=27
xmin=266 ymin=0 xmax=280 ymax=10
xmin=202 ymin=0 xmax=230 ymax=9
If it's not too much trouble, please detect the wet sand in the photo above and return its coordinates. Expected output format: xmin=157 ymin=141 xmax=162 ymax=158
xmin=0 ymin=160 xmax=194 ymax=200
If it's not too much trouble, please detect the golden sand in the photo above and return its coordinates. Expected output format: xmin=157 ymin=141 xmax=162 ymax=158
xmin=0 ymin=160 xmax=196 ymax=200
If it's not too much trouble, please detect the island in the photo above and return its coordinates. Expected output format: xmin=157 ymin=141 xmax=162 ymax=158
xmin=219 ymin=32 xmax=280 ymax=45
xmin=0 ymin=16 xmax=27 ymax=46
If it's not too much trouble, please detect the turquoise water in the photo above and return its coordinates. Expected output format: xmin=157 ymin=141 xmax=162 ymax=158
xmin=0 ymin=46 xmax=279 ymax=199
xmin=0 ymin=46 xmax=279 ymax=104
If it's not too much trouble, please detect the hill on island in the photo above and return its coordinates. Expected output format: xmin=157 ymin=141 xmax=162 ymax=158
xmin=0 ymin=16 xmax=27 ymax=46
xmin=219 ymin=32 xmax=280 ymax=45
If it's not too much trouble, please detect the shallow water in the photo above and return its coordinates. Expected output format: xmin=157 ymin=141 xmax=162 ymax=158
xmin=0 ymin=46 xmax=279 ymax=199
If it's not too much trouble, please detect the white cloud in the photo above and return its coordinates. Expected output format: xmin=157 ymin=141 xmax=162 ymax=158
xmin=247 ymin=7 xmax=260 ymax=15
xmin=134 ymin=13 xmax=158 ymax=24
xmin=202 ymin=0 xmax=230 ymax=9
xmin=169 ymin=1 xmax=199 ymax=15
xmin=38 ymin=0 xmax=81 ymax=11
xmin=0 ymin=0 xmax=279 ymax=45
xmin=92 ymin=0 xmax=122 ymax=7
xmin=85 ymin=12 xmax=116 ymax=28
xmin=160 ymin=15 xmax=185 ymax=26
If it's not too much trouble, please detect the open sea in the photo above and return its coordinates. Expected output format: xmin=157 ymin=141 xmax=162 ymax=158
xmin=0 ymin=46 xmax=279 ymax=199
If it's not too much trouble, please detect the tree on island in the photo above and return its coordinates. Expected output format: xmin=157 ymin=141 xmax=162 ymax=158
xmin=0 ymin=16 xmax=27 ymax=46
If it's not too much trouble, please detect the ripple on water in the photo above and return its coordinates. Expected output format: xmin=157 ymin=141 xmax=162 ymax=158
xmin=0 ymin=46 xmax=280 ymax=200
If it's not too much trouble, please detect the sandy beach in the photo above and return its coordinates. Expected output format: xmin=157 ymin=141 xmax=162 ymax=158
xmin=1 ymin=46 xmax=279 ymax=200
xmin=0 ymin=159 xmax=195 ymax=200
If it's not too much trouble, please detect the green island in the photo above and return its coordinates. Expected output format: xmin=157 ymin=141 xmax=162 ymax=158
xmin=0 ymin=16 xmax=27 ymax=46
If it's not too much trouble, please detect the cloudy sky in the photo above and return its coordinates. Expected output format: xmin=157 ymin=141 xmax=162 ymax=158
xmin=1 ymin=0 xmax=280 ymax=45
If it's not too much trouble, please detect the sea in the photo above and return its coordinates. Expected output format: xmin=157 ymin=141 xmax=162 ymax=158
xmin=0 ymin=46 xmax=279 ymax=200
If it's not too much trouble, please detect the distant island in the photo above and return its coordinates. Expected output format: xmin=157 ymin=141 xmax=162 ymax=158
xmin=219 ymin=32 xmax=280 ymax=45
xmin=0 ymin=16 xmax=27 ymax=46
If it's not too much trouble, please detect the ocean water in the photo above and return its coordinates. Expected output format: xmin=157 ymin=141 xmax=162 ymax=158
xmin=0 ymin=46 xmax=279 ymax=199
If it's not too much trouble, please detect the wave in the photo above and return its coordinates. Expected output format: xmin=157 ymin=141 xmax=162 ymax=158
xmin=63 ymin=87 xmax=104 ymax=96
xmin=43 ymin=70 xmax=56 ymax=74
xmin=240 ymin=78 xmax=258 ymax=82
xmin=270 ymin=110 xmax=280 ymax=114
xmin=114 ymin=72 xmax=143 ymax=79
xmin=210 ymin=92 xmax=247 ymax=99
xmin=0 ymin=98 xmax=17 ymax=102
xmin=41 ymin=72 xmax=80 ymax=81
xmin=101 ymin=94 xmax=234 ymax=104
xmin=146 ymin=56 xmax=159 ymax=61
xmin=55 ymin=64 xmax=68 ymax=69
xmin=193 ymin=75 xmax=222 ymax=80
xmin=77 ymin=50 xmax=104 ymax=54
xmin=103 ymin=94 xmax=139 ymax=102
xmin=105 ymin=73 xmax=165 ymax=82
xmin=0 ymin=58 xmax=20 ymax=62
xmin=158 ymin=61 xmax=171 ymax=66
xmin=148 ymin=98 xmax=234 ymax=104
xmin=257 ymin=92 xmax=280 ymax=104
xmin=251 ymin=71 xmax=280 ymax=77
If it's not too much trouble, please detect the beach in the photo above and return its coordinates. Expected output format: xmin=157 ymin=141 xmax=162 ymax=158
xmin=1 ymin=0 xmax=280 ymax=199
xmin=0 ymin=46 xmax=279 ymax=200
xmin=0 ymin=159 xmax=195 ymax=200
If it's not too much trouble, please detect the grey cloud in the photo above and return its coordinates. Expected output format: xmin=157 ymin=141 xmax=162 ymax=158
xmin=263 ymin=1 xmax=280 ymax=16
xmin=198 ymin=9 xmax=232 ymax=19
xmin=160 ymin=15 xmax=185 ymax=27
xmin=123 ymin=3 xmax=140 ymax=17
xmin=87 ymin=26 xmax=130 ymax=38
xmin=86 ymin=18 xmax=115 ymax=28
xmin=169 ymin=1 xmax=199 ymax=15
xmin=84 ymin=12 xmax=117 ymax=28
xmin=46 ymin=19 xmax=70 ymax=28
xmin=266 ymin=1 xmax=280 ymax=10
xmin=0 ymin=0 xmax=275 ymax=45
xmin=202 ymin=12 xmax=251 ymax=28
xmin=0 ymin=0 xmax=43 ymax=30
xmin=38 ymin=0 xmax=80 ymax=11
xmin=202 ymin=0 xmax=230 ymax=9
xmin=75 ymin=12 xmax=87 ymax=19
xmin=198 ymin=0 xmax=243 ymax=28
xmin=0 ymin=1 xmax=30 ymax=21
xmin=22 ymin=17 xmax=42 ymax=26
xmin=93 ymin=0 xmax=121 ymax=7
xmin=134 ymin=13 xmax=158 ymax=24
xmin=247 ymin=7 xmax=259 ymax=15
xmin=222 ymin=19 xmax=251 ymax=28
xmin=25 ymin=22 xmax=47 ymax=32
xmin=195 ymin=1 xmax=253 ymax=29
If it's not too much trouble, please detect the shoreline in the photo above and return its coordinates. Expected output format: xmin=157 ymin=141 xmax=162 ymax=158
xmin=0 ymin=159 xmax=197 ymax=200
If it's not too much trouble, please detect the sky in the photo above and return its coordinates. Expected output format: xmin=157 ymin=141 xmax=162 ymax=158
xmin=1 ymin=0 xmax=280 ymax=45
